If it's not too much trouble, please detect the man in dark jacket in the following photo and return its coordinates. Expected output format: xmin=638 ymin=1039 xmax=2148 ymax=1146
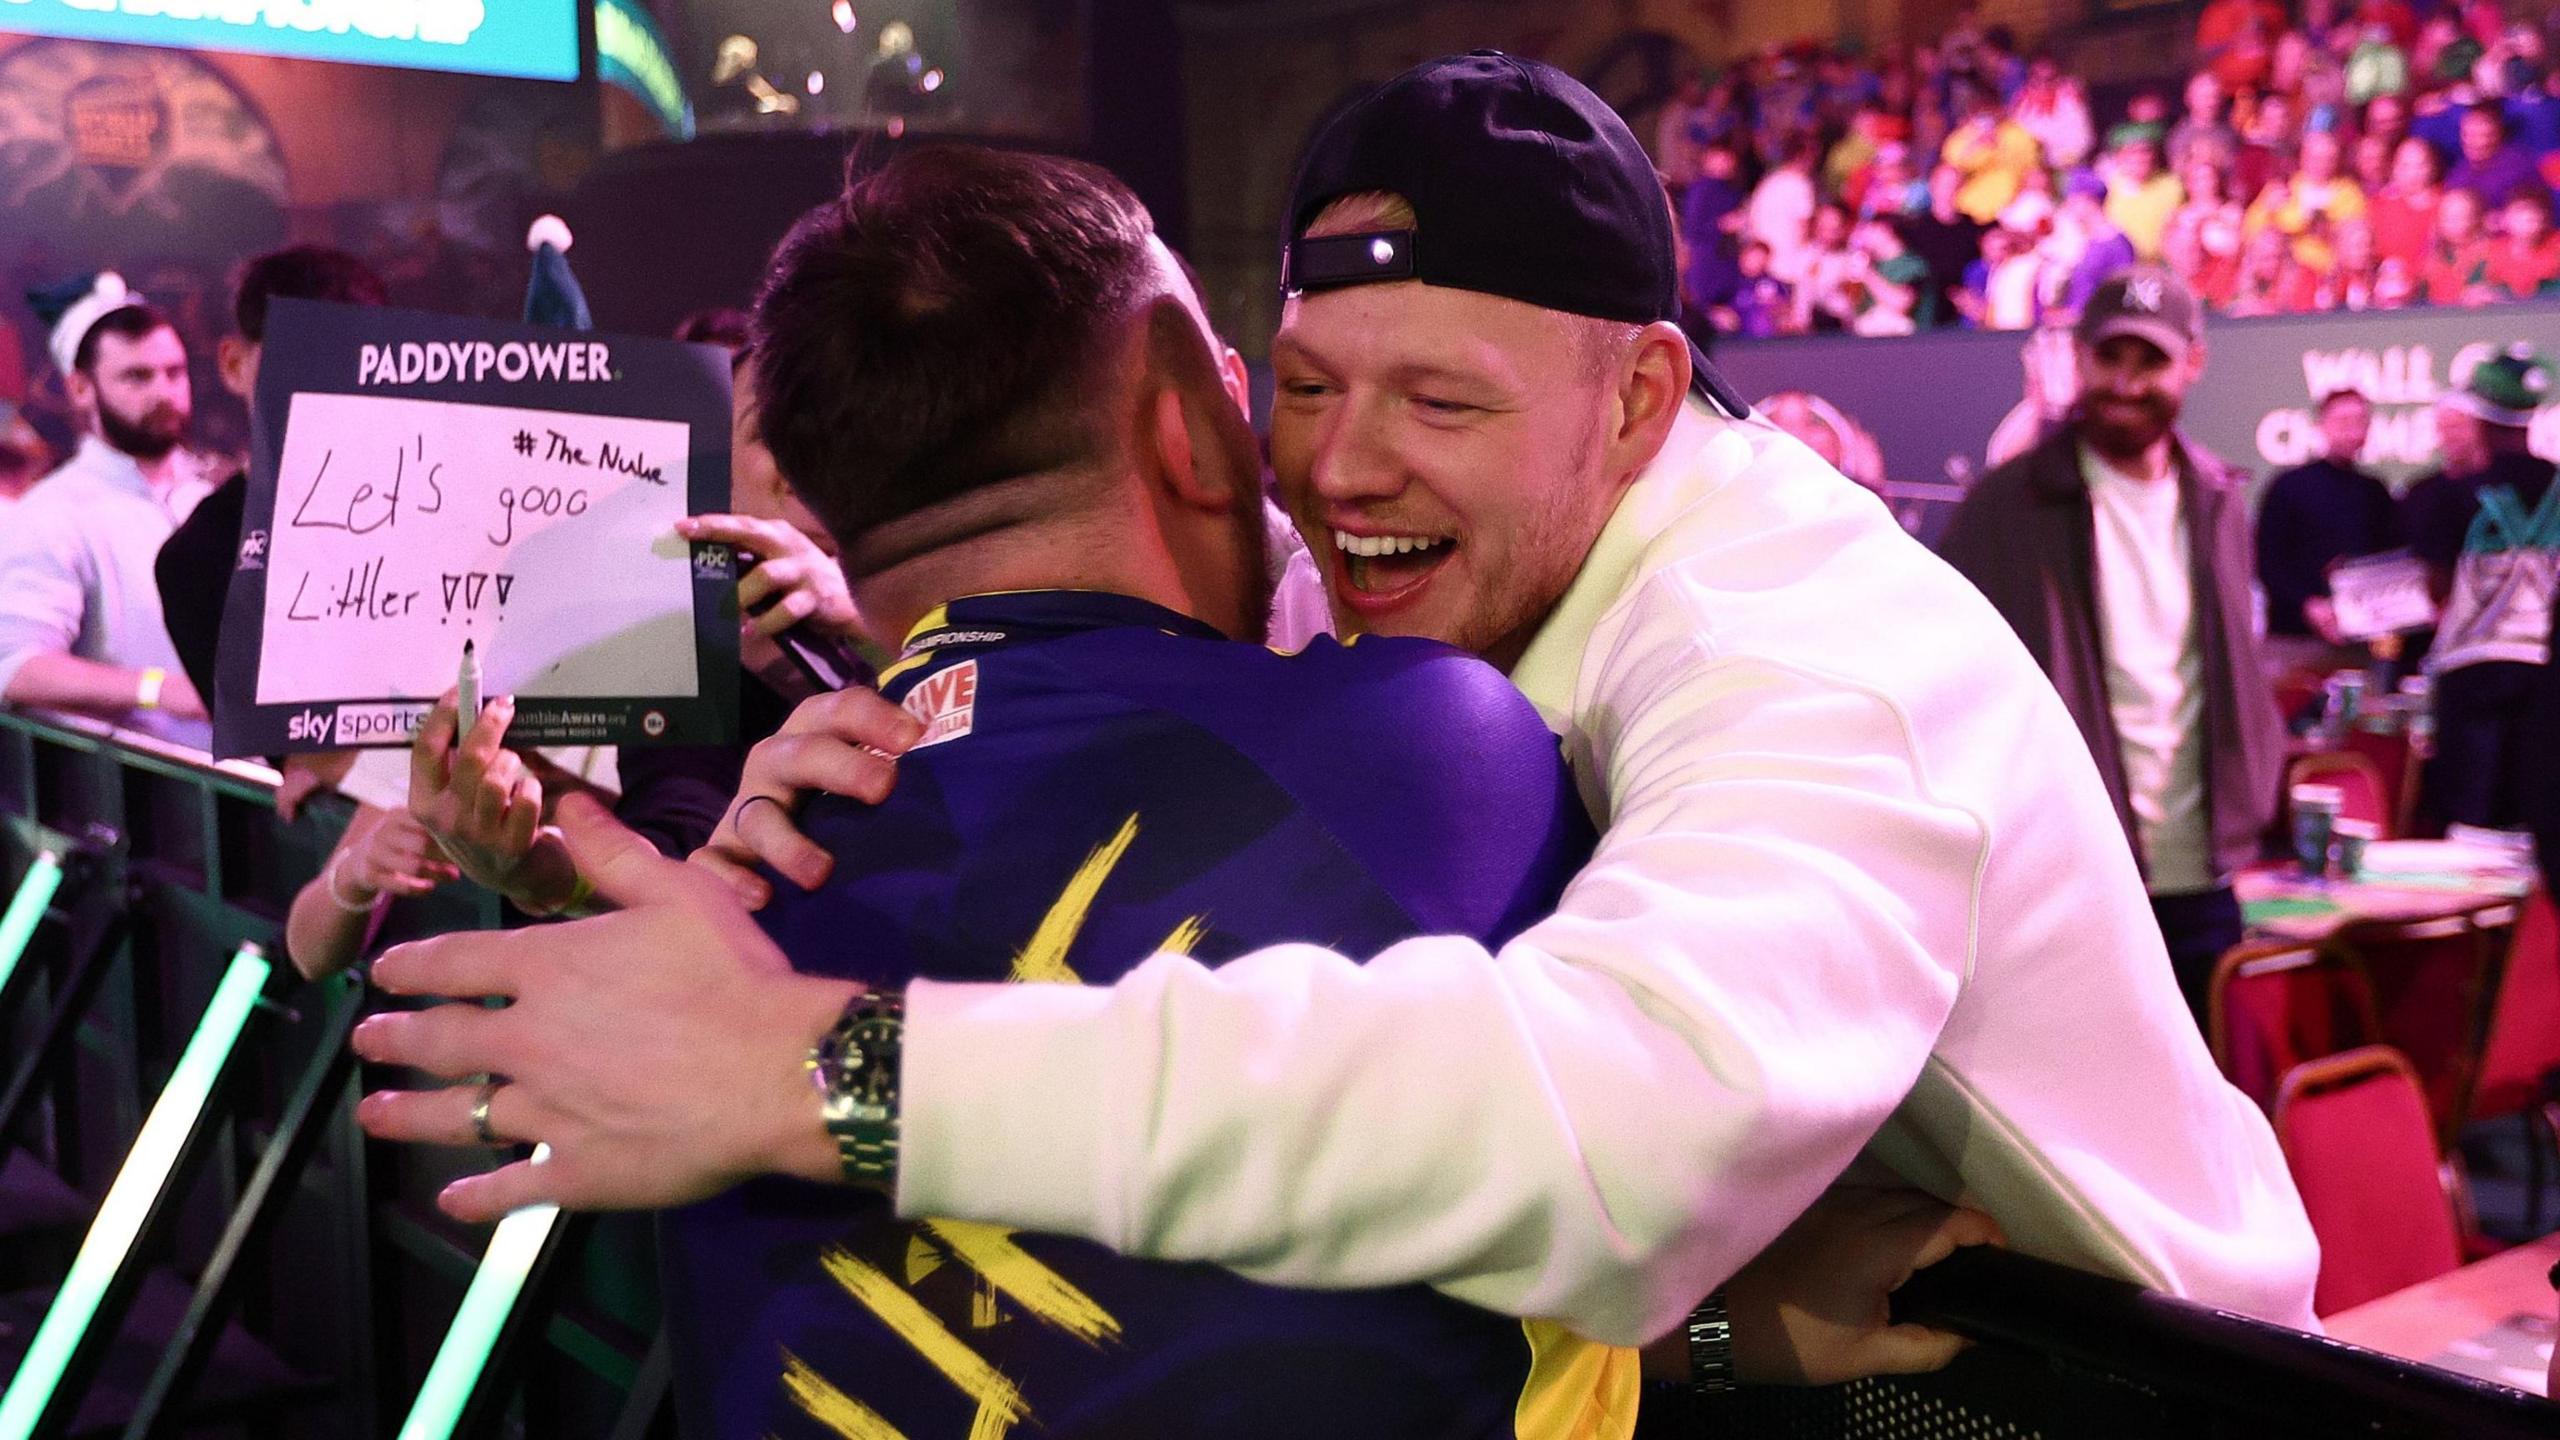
xmin=2256 ymin=387 xmax=2399 ymax=676
xmin=1939 ymin=266 xmax=2284 ymax=1028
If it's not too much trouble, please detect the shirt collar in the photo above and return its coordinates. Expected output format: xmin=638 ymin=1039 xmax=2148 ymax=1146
xmin=897 ymin=589 xmax=1227 ymax=658
xmin=68 ymin=433 xmax=203 ymax=506
xmin=1509 ymin=396 xmax=1751 ymax=734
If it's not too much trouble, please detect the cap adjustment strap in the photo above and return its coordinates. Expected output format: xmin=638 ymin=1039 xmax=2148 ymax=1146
xmin=1284 ymin=229 xmax=1418 ymax=295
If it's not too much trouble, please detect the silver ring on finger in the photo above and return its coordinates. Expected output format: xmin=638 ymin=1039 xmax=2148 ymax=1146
xmin=471 ymin=1078 xmax=506 ymax=1148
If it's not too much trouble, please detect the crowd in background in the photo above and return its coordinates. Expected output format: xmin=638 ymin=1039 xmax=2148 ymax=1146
xmin=1664 ymin=0 xmax=2560 ymax=337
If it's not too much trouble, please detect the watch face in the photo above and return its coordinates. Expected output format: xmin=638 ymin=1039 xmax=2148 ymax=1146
xmin=847 ymin=1017 xmax=901 ymax=1102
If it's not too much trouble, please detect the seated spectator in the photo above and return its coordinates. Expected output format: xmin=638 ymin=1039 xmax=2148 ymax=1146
xmin=0 ymin=279 xmax=213 ymax=748
xmin=1850 ymin=216 xmax=1933 ymax=333
xmin=1799 ymin=201 xmax=1861 ymax=331
xmin=2104 ymin=124 xmax=2184 ymax=258
xmin=1970 ymin=224 xmax=2046 ymax=328
xmin=2369 ymin=134 xmax=2446 ymax=268
xmin=2198 ymin=0 xmax=2288 ymax=92
xmin=2421 ymin=185 xmax=2498 ymax=302
xmin=2047 ymin=171 xmax=2138 ymax=320
xmin=1902 ymin=162 xmax=1989 ymax=323
xmin=2499 ymin=28 xmax=2560 ymax=152
xmin=1942 ymin=83 xmax=2042 ymax=222
xmin=1681 ymin=142 xmax=1750 ymax=310
xmin=2488 ymin=186 xmax=2560 ymax=295
xmin=2356 ymin=0 xmax=2422 ymax=51
xmin=2226 ymin=224 xmax=2318 ymax=313
xmin=1851 ymin=140 xmax=1926 ymax=219
xmin=1747 ymin=134 xmax=1821 ymax=285
xmin=1720 ymin=239 xmax=1793 ymax=337
xmin=2366 ymin=89 xmax=2413 ymax=153
xmin=2233 ymin=91 xmax=2299 ymax=200
xmin=2353 ymin=129 xmax=2396 ymax=192
xmin=2167 ymin=155 xmax=2249 ymax=304
xmin=1824 ymin=105 xmax=1900 ymax=200
xmin=2013 ymin=52 xmax=2094 ymax=169
xmin=2168 ymin=70 xmax=2237 ymax=174
xmin=2346 ymin=21 xmax=2413 ymax=103
xmin=2376 ymin=252 xmax=2422 ymax=304
xmin=2245 ymin=127 xmax=2368 ymax=268
xmin=2447 ymin=98 xmax=2544 ymax=202
xmin=1998 ymin=157 xmax=2059 ymax=233
xmin=2323 ymin=217 xmax=2388 ymax=306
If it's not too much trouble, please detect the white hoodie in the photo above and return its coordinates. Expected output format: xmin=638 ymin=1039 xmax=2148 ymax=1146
xmin=899 ymin=398 xmax=2321 ymax=1355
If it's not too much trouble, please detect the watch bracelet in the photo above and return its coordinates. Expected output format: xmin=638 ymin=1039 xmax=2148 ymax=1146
xmin=1685 ymin=1286 xmax=1735 ymax=1395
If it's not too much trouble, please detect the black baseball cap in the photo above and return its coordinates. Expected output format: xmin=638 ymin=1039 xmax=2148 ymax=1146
xmin=1281 ymin=50 xmax=1748 ymax=419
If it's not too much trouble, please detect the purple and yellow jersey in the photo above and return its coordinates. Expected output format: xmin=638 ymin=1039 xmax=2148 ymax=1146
xmin=661 ymin=589 xmax=1597 ymax=1440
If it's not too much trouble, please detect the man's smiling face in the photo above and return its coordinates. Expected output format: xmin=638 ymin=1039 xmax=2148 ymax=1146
xmin=1268 ymin=279 xmax=1635 ymax=669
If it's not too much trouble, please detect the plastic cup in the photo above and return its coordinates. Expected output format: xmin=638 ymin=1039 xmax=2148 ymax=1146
xmin=2291 ymin=783 xmax=2345 ymax=879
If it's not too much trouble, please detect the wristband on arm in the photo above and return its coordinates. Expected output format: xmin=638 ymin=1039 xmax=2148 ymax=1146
xmin=135 ymin=666 xmax=165 ymax=711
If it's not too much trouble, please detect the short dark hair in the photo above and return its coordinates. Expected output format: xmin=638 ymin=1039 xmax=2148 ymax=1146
xmin=752 ymin=145 xmax=1156 ymax=550
xmin=74 ymin=302 xmax=179 ymax=373
xmin=674 ymin=305 xmax=754 ymax=351
xmin=231 ymin=246 xmax=388 ymax=343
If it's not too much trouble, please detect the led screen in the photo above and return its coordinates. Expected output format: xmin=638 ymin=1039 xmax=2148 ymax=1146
xmin=0 ymin=1 xmax=580 ymax=81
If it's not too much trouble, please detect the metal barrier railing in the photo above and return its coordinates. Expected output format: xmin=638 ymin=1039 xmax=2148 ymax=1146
xmin=1678 ymin=1245 xmax=2558 ymax=1440
xmin=0 ymin=706 xmax=658 ymax=1440
xmin=12 ymin=707 xmax=2559 ymax=1439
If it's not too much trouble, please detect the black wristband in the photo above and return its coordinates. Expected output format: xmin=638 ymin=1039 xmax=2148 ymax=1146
xmin=1686 ymin=1287 xmax=1736 ymax=1395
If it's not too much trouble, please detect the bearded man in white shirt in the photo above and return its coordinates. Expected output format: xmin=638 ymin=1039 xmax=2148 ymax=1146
xmin=350 ymin=53 xmax=2319 ymax=1397
xmin=0 ymin=277 xmax=214 ymax=748
xmin=1939 ymin=265 xmax=2286 ymax=1029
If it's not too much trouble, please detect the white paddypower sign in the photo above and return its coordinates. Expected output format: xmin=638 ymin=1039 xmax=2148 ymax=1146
xmin=213 ymin=299 xmax=738 ymax=758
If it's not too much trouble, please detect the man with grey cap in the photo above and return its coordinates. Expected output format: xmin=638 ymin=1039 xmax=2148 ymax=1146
xmin=1942 ymin=266 xmax=2285 ymax=1028
xmin=352 ymin=53 xmax=2319 ymax=1405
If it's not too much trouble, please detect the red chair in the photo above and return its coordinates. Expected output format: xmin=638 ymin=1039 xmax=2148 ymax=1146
xmin=2208 ymin=939 xmax=2382 ymax=1111
xmin=2285 ymin=750 xmax=2394 ymax=836
xmin=2462 ymin=890 xmax=2560 ymax=1225
xmin=2339 ymin=725 xmax=2420 ymax=839
xmin=2274 ymin=1046 xmax=2467 ymax=1317
xmin=2334 ymin=903 xmax=2523 ymax=1145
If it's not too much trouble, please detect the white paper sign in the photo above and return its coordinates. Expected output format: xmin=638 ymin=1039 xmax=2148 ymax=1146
xmin=254 ymin=392 xmax=698 ymax=708
xmin=2327 ymin=551 xmax=2440 ymax=641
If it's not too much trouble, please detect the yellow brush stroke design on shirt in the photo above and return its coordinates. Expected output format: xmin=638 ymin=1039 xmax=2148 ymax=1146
xmin=1158 ymin=913 xmax=1209 ymax=957
xmin=781 ymin=1349 xmax=911 ymax=1440
xmin=966 ymin=1399 xmax=1014 ymax=1440
xmin=1514 ymin=1320 xmax=1640 ymax=1440
xmin=1009 ymin=813 xmax=1140 ymax=984
xmin=925 ymin=1220 xmax=1124 ymax=1346
xmin=820 ymin=1248 xmax=1030 ymax=1427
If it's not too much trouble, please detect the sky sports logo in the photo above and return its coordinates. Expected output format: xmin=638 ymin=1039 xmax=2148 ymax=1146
xmin=285 ymin=702 xmax=433 ymax=746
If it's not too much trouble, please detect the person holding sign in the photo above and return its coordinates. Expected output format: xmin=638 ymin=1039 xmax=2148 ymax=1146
xmin=0 ymin=275 xmax=215 ymax=748
xmin=2255 ymin=387 xmax=2400 ymax=676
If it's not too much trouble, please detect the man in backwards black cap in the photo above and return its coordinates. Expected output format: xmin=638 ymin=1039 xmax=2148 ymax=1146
xmin=355 ymin=50 xmax=2318 ymax=1396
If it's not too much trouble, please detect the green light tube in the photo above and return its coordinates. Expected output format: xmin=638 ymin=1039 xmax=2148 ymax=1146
xmin=0 ymin=849 xmax=64 ymax=994
xmin=395 ymin=1145 xmax=562 ymax=1440
xmin=0 ymin=941 xmax=272 ymax=1440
